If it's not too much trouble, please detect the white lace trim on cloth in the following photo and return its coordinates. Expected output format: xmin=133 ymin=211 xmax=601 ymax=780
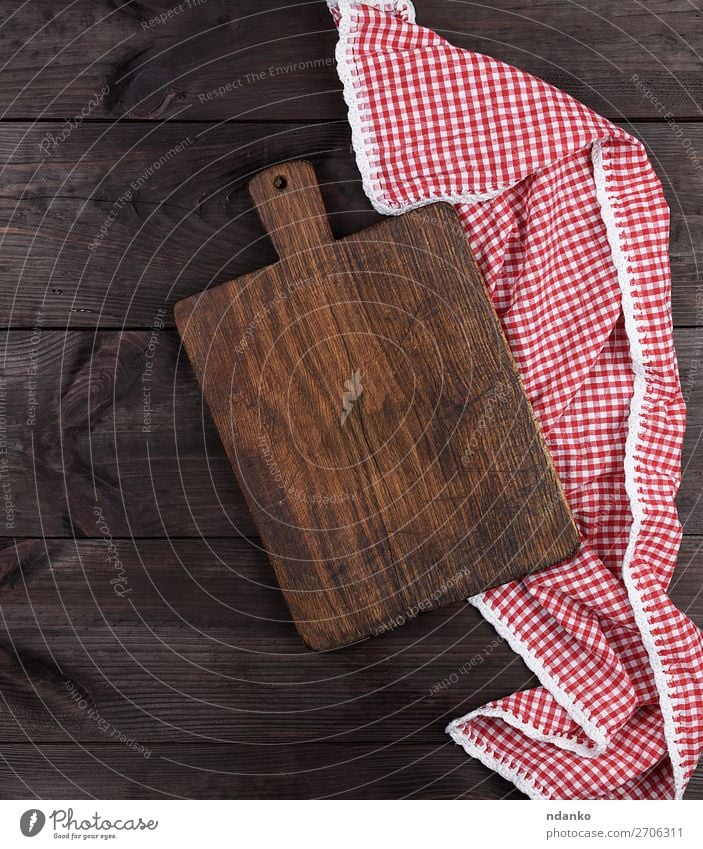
xmin=591 ymin=139 xmax=684 ymax=797
xmin=333 ymin=0 xmax=507 ymax=215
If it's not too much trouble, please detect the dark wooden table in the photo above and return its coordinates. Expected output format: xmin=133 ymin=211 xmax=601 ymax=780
xmin=0 ymin=0 xmax=701 ymax=799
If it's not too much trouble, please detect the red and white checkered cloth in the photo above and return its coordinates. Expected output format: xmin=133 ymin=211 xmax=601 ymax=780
xmin=328 ymin=0 xmax=703 ymax=799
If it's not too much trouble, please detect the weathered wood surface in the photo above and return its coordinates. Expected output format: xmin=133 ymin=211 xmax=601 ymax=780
xmin=0 ymin=742 xmax=525 ymax=799
xmin=5 ymin=740 xmax=697 ymax=799
xmin=0 ymin=536 xmax=699 ymax=747
xmin=0 ymin=1 xmax=700 ymax=123
xmin=1 ymin=0 xmax=701 ymax=802
xmin=1 ymin=329 xmax=703 ymax=536
xmin=0 ymin=538 xmax=550 ymax=745
xmin=0 ymin=536 xmax=700 ymax=797
xmin=0 ymin=123 xmax=701 ymax=328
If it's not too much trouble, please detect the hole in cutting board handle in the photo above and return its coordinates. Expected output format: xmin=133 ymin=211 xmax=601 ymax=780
xmin=248 ymin=160 xmax=335 ymax=260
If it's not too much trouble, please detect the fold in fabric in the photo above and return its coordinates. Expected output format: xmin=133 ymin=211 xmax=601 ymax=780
xmin=328 ymin=0 xmax=703 ymax=798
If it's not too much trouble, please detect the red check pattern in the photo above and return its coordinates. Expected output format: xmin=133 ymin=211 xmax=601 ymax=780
xmin=329 ymin=0 xmax=703 ymax=798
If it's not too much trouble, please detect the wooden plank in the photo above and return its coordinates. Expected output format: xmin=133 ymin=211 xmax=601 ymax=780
xmin=0 ymin=1 xmax=700 ymax=123
xmin=0 ymin=122 xmax=700 ymax=329
xmin=2 ymin=329 xmax=703 ymax=536
xmin=0 ymin=122 xmax=377 ymax=328
xmin=1 ymin=742 xmax=700 ymax=801
xmin=0 ymin=330 xmax=257 ymax=537
xmin=0 ymin=537 xmax=700 ymax=746
xmin=0 ymin=741 xmax=698 ymax=800
xmin=0 ymin=741 xmax=527 ymax=800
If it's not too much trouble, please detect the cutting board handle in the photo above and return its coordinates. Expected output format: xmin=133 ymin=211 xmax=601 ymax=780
xmin=248 ymin=160 xmax=335 ymax=260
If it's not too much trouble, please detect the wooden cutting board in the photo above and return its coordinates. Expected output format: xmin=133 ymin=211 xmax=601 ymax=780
xmin=174 ymin=160 xmax=580 ymax=650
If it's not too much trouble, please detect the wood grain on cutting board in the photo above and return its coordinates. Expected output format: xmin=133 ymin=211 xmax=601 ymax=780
xmin=175 ymin=161 xmax=579 ymax=649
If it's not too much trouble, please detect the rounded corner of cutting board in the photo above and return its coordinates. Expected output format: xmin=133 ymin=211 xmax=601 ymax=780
xmin=538 ymin=523 xmax=582 ymax=577
xmin=297 ymin=624 xmax=352 ymax=653
xmin=173 ymin=295 xmax=195 ymax=331
xmin=563 ymin=525 xmax=583 ymax=563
